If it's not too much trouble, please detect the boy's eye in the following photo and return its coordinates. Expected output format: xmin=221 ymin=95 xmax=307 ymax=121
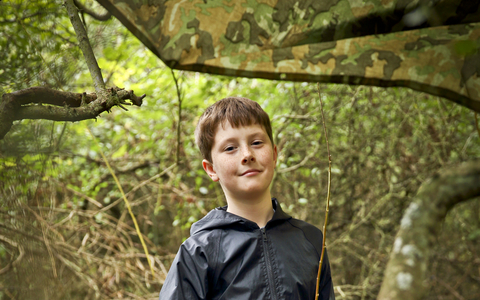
xmin=224 ymin=146 xmax=235 ymax=152
xmin=252 ymin=141 xmax=263 ymax=146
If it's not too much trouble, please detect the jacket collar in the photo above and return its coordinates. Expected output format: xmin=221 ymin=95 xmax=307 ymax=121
xmin=216 ymin=198 xmax=291 ymax=222
xmin=190 ymin=198 xmax=292 ymax=235
xmin=270 ymin=198 xmax=292 ymax=223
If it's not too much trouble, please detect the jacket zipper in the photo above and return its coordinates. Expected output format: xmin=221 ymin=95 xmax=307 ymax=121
xmin=261 ymin=228 xmax=278 ymax=300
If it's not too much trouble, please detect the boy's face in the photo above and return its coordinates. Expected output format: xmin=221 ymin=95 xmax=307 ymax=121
xmin=202 ymin=122 xmax=277 ymax=201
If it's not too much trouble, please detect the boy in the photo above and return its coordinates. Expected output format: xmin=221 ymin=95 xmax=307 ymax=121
xmin=159 ymin=97 xmax=335 ymax=300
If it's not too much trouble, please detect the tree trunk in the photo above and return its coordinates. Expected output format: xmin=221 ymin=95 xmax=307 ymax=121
xmin=378 ymin=161 xmax=480 ymax=300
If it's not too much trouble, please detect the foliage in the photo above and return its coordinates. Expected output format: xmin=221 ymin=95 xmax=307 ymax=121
xmin=0 ymin=0 xmax=80 ymax=93
xmin=1 ymin=1 xmax=480 ymax=299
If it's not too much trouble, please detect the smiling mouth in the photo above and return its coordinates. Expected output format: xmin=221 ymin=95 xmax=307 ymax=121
xmin=241 ymin=169 xmax=261 ymax=176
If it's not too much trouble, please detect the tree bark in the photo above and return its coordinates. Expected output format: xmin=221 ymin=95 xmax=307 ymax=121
xmin=73 ymin=0 xmax=111 ymax=21
xmin=0 ymin=87 xmax=144 ymax=140
xmin=0 ymin=0 xmax=145 ymax=140
xmin=377 ymin=161 xmax=480 ymax=300
xmin=65 ymin=0 xmax=105 ymax=94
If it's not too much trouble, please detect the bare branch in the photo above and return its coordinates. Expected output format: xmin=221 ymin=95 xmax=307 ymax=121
xmin=73 ymin=0 xmax=111 ymax=21
xmin=271 ymin=114 xmax=316 ymax=121
xmin=277 ymin=144 xmax=319 ymax=174
xmin=64 ymin=0 xmax=104 ymax=93
xmin=0 ymin=87 xmax=145 ymax=140
xmin=315 ymin=82 xmax=333 ymax=300
xmin=0 ymin=234 xmax=25 ymax=275
xmin=377 ymin=161 xmax=480 ymax=300
xmin=0 ymin=2 xmax=146 ymax=139
xmin=171 ymin=69 xmax=183 ymax=166
xmin=5 ymin=87 xmax=97 ymax=106
xmin=475 ymin=113 xmax=480 ymax=139
xmin=97 ymin=163 xmax=177 ymax=214
xmin=64 ymin=185 xmax=104 ymax=208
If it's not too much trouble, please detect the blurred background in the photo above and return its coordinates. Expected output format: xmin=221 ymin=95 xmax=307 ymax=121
xmin=1 ymin=1 xmax=479 ymax=299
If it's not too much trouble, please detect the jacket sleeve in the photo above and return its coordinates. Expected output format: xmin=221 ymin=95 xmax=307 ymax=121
xmin=289 ymin=219 xmax=335 ymax=300
xmin=159 ymin=241 xmax=209 ymax=300
xmin=318 ymin=248 xmax=335 ymax=300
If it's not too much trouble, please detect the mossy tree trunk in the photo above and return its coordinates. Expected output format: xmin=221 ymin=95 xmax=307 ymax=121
xmin=378 ymin=161 xmax=480 ymax=300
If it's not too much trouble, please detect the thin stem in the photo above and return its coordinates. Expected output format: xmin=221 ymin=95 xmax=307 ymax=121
xmin=55 ymin=122 xmax=68 ymax=151
xmin=171 ymin=69 xmax=182 ymax=166
xmin=475 ymin=113 xmax=480 ymax=140
xmin=64 ymin=0 xmax=105 ymax=93
xmin=86 ymin=126 xmax=155 ymax=278
xmin=315 ymin=83 xmax=332 ymax=300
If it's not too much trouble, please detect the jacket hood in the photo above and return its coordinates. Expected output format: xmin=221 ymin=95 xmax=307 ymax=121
xmin=190 ymin=198 xmax=292 ymax=235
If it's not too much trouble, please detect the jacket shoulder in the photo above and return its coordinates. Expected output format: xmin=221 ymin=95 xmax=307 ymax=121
xmin=286 ymin=218 xmax=324 ymax=257
xmin=184 ymin=226 xmax=224 ymax=252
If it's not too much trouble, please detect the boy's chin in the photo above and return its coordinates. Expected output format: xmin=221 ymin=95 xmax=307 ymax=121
xmin=226 ymin=187 xmax=271 ymax=201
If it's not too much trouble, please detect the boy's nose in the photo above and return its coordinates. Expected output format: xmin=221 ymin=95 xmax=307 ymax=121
xmin=242 ymin=150 xmax=255 ymax=164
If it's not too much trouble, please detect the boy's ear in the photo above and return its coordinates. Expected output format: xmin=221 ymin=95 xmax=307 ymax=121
xmin=202 ymin=159 xmax=219 ymax=182
xmin=273 ymin=145 xmax=278 ymax=165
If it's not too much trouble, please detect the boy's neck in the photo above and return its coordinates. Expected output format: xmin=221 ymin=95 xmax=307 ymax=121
xmin=225 ymin=193 xmax=274 ymax=228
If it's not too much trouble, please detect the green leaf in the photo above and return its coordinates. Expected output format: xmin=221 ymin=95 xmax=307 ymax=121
xmin=111 ymin=144 xmax=127 ymax=159
xmin=468 ymin=229 xmax=480 ymax=241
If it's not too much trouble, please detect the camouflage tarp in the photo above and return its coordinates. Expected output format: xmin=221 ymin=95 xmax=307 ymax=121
xmin=96 ymin=0 xmax=480 ymax=112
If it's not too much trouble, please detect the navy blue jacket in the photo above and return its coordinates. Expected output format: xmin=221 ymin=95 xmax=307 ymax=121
xmin=159 ymin=199 xmax=335 ymax=300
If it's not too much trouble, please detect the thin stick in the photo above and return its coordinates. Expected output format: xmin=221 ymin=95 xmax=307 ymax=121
xmin=475 ymin=113 xmax=480 ymax=139
xmin=86 ymin=126 xmax=155 ymax=278
xmin=170 ymin=69 xmax=182 ymax=166
xmin=65 ymin=0 xmax=105 ymax=93
xmin=315 ymin=83 xmax=332 ymax=300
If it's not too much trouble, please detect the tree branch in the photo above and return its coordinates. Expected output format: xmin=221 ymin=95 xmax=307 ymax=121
xmin=277 ymin=144 xmax=319 ymax=174
xmin=0 ymin=234 xmax=25 ymax=275
xmin=73 ymin=0 xmax=111 ymax=21
xmin=475 ymin=113 xmax=480 ymax=139
xmin=4 ymin=87 xmax=98 ymax=106
xmin=171 ymin=69 xmax=183 ymax=167
xmin=315 ymin=83 xmax=333 ymax=300
xmin=64 ymin=0 xmax=104 ymax=93
xmin=0 ymin=1 xmax=146 ymax=140
xmin=0 ymin=87 xmax=145 ymax=140
xmin=377 ymin=161 xmax=480 ymax=300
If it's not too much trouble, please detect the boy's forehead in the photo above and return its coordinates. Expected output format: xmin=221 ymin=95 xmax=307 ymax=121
xmin=213 ymin=121 xmax=267 ymax=142
xmin=217 ymin=120 xmax=264 ymax=132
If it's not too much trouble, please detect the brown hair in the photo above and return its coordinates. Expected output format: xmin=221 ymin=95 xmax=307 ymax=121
xmin=195 ymin=97 xmax=274 ymax=163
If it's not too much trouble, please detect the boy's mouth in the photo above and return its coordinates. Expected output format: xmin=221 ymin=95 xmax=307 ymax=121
xmin=241 ymin=169 xmax=261 ymax=176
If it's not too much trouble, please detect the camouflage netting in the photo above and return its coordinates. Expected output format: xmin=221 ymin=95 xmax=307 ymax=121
xmin=97 ymin=0 xmax=480 ymax=112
